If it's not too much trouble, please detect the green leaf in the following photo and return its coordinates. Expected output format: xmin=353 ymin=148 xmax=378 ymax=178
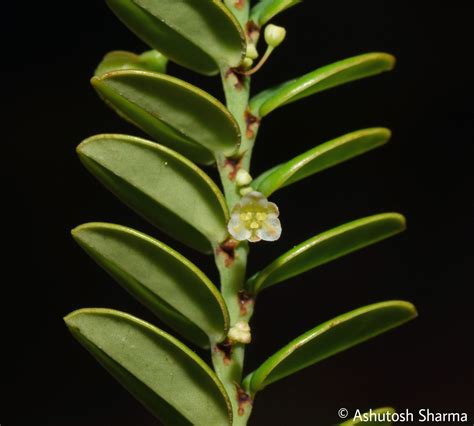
xmin=105 ymin=0 xmax=246 ymax=75
xmin=253 ymin=128 xmax=391 ymax=196
xmin=244 ymin=301 xmax=417 ymax=394
xmin=77 ymin=134 xmax=229 ymax=254
xmin=95 ymin=50 xmax=168 ymax=76
xmin=251 ymin=0 xmax=302 ymax=26
xmin=340 ymin=407 xmax=396 ymax=425
xmin=251 ymin=52 xmax=396 ymax=117
xmin=92 ymin=70 xmax=240 ymax=164
xmin=65 ymin=309 xmax=232 ymax=425
xmin=247 ymin=213 xmax=406 ymax=294
xmin=72 ymin=223 xmax=229 ymax=347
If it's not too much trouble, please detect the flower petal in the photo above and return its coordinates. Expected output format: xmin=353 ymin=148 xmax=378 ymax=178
xmin=266 ymin=202 xmax=280 ymax=216
xmin=257 ymin=217 xmax=282 ymax=241
xmin=228 ymin=215 xmax=251 ymax=241
xmin=248 ymin=232 xmax=262 ymax=242
xmin=240 ymin=191 xmax=266 ymax=207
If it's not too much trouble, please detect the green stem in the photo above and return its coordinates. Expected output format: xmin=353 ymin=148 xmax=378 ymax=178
xmin=212 ymin=3 xmax=263 ymax=424
xmin=212 ymin=5 xmax=254 ymax=426
xmin=223 ymin=0 xmax=250 ymax=28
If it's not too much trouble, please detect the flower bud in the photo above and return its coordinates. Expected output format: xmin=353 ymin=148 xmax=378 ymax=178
xmin=236 ymin=169 xmax=253 ymax=187
xmin=240 ymin=187 xmax=253 ymax=196
xmin=228 ymin=321 xmax=251 ymax=344
xmin=264 ymin=24 xmax=287 ymax=48
xmin=246 ymin=43 xmax=259 ymax=60
xmin=242 ymin=57 xmax=254 ymax=69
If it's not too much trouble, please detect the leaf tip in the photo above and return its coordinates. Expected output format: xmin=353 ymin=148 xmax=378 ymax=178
xmin=63 ymin=308 xmax=87 ymax=330
xmin=378 ymin=52 xmax=397 ymax=70
xmin=376 ymin=126 xmax=392 ymax=141
xmin=90 ymin=74 xmax=102 ymax=87
xmin=400 ymin=300 xmax=418 ymax=319
xmin=71 ymin=223 xmax=100 ymax=242
xmin=390 ymin=212 xmax=407 ymax=231
xmin=76 ymin=136 xmax=94 ymax=155
xmin=70 ymin=224 xmax=86 ymax=238
xmin=376 ymin=212 xmax=407 ymax=233
xmin=383 ymin=300 xmax=418 ymax=323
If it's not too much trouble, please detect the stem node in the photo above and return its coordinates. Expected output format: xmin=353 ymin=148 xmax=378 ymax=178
xmin=236 ymin=384 xmax=253 ymax=416
xmin=215 ymin=339 xmax=234 ymax=365
xmin=216 ymin=238 xmax=238 ymax=267
xmin=245 ymin=109 xmax=260 ymax=139
xmin=223 ymin=155 xmax=244 ymax=181
xmin=238 ymin=290 xmax=255 ymax=316
xmin=225 ymin=68 xmax=245 ymax=90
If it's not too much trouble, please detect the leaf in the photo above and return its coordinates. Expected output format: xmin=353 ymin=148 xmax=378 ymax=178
xmin=247 ymin=213 xmax=406 ymax=294
xmin=95 ymin=50 xmax=168 ymax=76
xmin=72 ymin=223 xmax=229 ymax=347
xmin=253 ymin=128 xmax=391 ymax=196
xmin=340 ymin=407 xmax=396 ymax=425
xmin=251 ymin=52 xmax=396 ymax=117
xmin=92 ymin=70 xmax=240 ymax=164
xmin=77 ymin=134 xmax=229 ymax=254
xmin=105 ymin=0 xmax=245 ymax=75
xmin=65 ymin=309 xmax=232 ymax=425
xmin=244 ymin=301 xmax=417 ymax=394
xmin=251 ymin=0 xmax=302 ymax=26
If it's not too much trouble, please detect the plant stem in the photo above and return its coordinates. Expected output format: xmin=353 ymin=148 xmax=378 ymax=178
xmin=224 ymin=0 xmax=250 ymax=28
xmin=212 ymin=3 xmax=260 ymax=425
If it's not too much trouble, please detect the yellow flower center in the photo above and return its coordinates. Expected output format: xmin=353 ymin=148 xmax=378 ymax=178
xmin=239 ymin=208 xmax=269 ymax=231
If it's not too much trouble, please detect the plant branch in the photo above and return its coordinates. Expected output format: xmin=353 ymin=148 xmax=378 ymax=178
xmin=211 ymin=3 xmax=261 ymax=424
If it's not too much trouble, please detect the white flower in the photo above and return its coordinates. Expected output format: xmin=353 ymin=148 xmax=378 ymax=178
xmin=227 ymin=191 xmax=282 ymax=243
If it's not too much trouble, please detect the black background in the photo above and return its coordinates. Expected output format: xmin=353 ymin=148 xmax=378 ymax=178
xmin=3 ymin=1 xmax=473 ymax=425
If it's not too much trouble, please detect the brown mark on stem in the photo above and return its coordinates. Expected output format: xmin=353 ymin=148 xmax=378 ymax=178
xmin=216 ymin=238 xmax=238 ymax=267
xmin=238 ymin=290 xmax=254 ymax=316
xmin=215 ymin=339 xmax=233 ymax=365
xmin=236 ymin=384 xmax=253 ymax=416
xmin=234 ymin=0 xmax=245 ymax=10
xmin=246 ymin=21 xmax=261 ymax=44
xmin=223 ymin=155 xmax=243 ymax=181
xmin=225 ymin=68 xmax=244 ymax=90
xmin=245 ymin=109 xmax=260 ymax=139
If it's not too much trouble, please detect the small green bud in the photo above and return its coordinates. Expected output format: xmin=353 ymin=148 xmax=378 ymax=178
xmin=240 ymin=186 xmax=253 ymax=196
xmin=246 ymin=43 xmax=259 ymax=60
xmin=236 ymin=169 xmax=253 ymax=187
xmin=242 ymin=57 xmax=254 ymax=69
xmin=228 ymin=321 xmax=251 ymax=344
xmin=264 ymin=24 xmax=287 ymax=48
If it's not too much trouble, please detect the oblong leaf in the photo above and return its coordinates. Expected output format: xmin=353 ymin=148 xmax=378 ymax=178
xmin=65 ymin=309 xmax=232 ymax=425
xmin=77 ymin=134 xmax=229 ymax=254
xmin=95 ymin=50 xmax=168 ymax=76
xmin=72 ymin=223 xmax=229 ymax=347
xmin=106 ymin=0 xmax=245 ymax=75
xmin=244 ymin=301 xmax=417 ymax=394
xmin=253 ymin=128 xmax=391 ymax=196
xmin=92 ymin=70 xmax=240 ymax=164
xmin=247 ymin=213 xmax=406 ymax=294
xmin=251 ymin=0 xmax=302 ymax=26
xmin=340 ymin=407 xmax=396 ymax=425
xmin=251 ymin=52 xmax=396 ymax=117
